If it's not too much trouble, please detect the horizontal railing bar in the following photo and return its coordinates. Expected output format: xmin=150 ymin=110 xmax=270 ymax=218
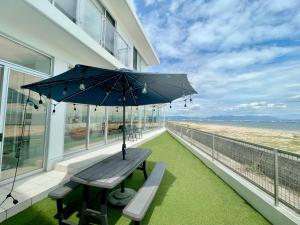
xmin=170 ymin=122 xmax=300 ymax=158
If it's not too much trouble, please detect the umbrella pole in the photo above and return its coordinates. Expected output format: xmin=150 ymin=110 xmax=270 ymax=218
xmin=108 ymin=77 xmax=137 ymax=206
xmin=122 ymin=93 xmax=126 ymax=160
xmin=121 ymin=91 xmax=126 ymax=193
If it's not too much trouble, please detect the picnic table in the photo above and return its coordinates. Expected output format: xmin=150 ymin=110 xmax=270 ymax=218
xmin=71 ymin=148 xmax=152 ymax=225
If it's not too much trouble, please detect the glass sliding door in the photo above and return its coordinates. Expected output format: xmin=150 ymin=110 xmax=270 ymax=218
xmin=89 ymin=106 xmax=105 ymax=147
xmin=0 ymin=67 xmax=3 ymax=110
xmin=1 ymin=69 xmax=47 ymax=180
xmin=64 ymin=104 xmax=88 ymax=153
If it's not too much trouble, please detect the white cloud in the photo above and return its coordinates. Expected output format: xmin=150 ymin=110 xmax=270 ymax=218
xmin=134 ymin=0 xmax=300 ymax=118
xmin=226 ymin=102 xmax=287 ymax=111
xmin=291 ymin=95 xmax=300 ymax=100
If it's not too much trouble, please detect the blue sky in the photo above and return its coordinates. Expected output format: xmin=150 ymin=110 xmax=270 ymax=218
xmin=129 ymin=0 xmax=300 ymax=119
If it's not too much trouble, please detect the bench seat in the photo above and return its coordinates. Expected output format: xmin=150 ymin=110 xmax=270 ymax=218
xmin=49 ymin=181 xmax=80 ymax=225
xmin=123 ymin=162 xmax=165 ymax=224
xmin=49 ymin=181 xmax=79 ymax=199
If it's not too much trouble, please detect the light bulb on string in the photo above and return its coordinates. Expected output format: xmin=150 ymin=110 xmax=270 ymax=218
xmin=63 ymin=83 xmax=68 ymax=96
xmin=73 ymin=104 xmax=77 ymax=111
xmin=184 ymin=99 xmax=187 ymax=107
xmin=190 ymin=95 xmax=192 ymax=103
xmin=169 ymin=103 xmax=172 ymax=109
xmin=142 ymin=82 xmax=147 ymax=94
xmin=52 ymin=104 xmax=56 ymax=113
xmin=79 ymin=80 xmax=85 ymax=91
xmin=116 ymin=107 xmax=119 ymax=112
xmin=39 ymin=94 xmax=43 ymax=105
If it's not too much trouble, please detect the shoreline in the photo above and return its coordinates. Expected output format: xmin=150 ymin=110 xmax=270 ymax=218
xmin=175 ymin=121 xmax=300 ymax=153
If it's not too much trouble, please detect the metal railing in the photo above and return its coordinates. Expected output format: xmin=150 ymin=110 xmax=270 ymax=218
xmin=51 ymin=0 xmax=131 ymax=67
xmin=167 ymin=122 xmax=300 ymax=214
xmin=103 ymin=18 xmax=131 ymax=67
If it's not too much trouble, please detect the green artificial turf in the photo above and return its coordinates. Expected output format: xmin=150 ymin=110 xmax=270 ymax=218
xmin=1 ymin=132 xmax=270 ymax=225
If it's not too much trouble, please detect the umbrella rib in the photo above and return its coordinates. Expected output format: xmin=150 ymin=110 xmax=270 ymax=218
xmin=126 ymin=74 xmax=172 ymax=102
xmin=99 ymin=74 xmax=122 ymax=106
xmin=24 ymin=71 xmax=111 ymax=89
xmin=124 ymin=74 xmax=138 ymax=106
xmin=56 ymin=75 xmax=119 ymax=103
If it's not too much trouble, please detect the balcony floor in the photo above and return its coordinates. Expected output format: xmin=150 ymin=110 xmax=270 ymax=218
xmin=2 ymin=132 xmax=270 ymax=225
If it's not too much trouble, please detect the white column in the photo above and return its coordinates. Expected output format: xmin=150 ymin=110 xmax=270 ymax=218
xmin=104 ymin=106 xmax=108 ymax=144
xmin=46 ymin=58 xmax=68 ymax=171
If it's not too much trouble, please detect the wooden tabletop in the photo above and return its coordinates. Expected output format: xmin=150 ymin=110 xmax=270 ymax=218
xmin=71 ymin=148 xmax=151 ymax=189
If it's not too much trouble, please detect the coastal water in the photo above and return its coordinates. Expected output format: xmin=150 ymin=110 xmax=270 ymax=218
xmin=190 ymin=120 xmax=300 ymax=132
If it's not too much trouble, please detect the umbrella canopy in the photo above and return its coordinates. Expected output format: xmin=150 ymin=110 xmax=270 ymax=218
xmin=21 ymin=64 xmax=197 ymax=106
xmin=21 ymin=64 xmax=197 ymax=159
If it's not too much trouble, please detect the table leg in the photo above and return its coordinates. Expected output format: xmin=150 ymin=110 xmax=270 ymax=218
xmin=100 ymin=189 xmax=109 ymax=225
xmin=142 ymin=161 xmax=147 ymax=180
xmin=79 ymin=185 xmax=89 ymax=225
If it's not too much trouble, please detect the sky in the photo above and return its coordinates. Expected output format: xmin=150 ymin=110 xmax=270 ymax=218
xmin=129 ymin=0 xmax=300 ymax=119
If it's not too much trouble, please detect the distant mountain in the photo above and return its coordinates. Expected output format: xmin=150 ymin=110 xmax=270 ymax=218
xmin=166 ymin=115 xmax=199 ymax=121
xmin=165 ymin=115 xmax=294 ymax=122
xmin=202 ymin=115 xmax=280 ymax=122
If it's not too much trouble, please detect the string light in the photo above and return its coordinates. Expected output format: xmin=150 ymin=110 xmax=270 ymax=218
xmin=63 ymin=83 xmax=68 ymax=96
xmin=142 ymin=82 xmax=147 ymax=94
xmin=169 ymin=103 xmax=172 ymax=109
xmin=33 ymin=104 xmax=39 ymax=110
xmin=153 ymin=105 xmax=156 ymax=111
xmin=136 ymin=106 xmax=138 ymax=110
xmin=116 ymin=106 xmax=119 ymax=112
xmin=94 ymin=106 xmax=97 ymax=111
xmin=39 ymin=95 xmax=43 ymax=105
xmin=190 ymin=95 xmax=192 ymax=103
xmin=52 ymin=104 xmax=56 ymax=113
xmin=184 ymin=99 xmax=187 ymax=107
xmin=79 ymin=80 xmax=85 ymax=91
xmin=73 ymin=104 xmax=77 ymax=111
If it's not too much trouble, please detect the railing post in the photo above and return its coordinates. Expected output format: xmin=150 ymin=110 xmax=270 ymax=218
xmin=274 ymin=149 xmax=279 ymax=206
xmin=212 ymin=135 xmax=215 ymax=160
xmin=190 ymin=129 xmax=193 ymax=145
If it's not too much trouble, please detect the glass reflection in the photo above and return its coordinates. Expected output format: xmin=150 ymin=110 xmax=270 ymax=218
xmin=1 ymin=70 xmax=47 ymax=180
xmin=89 ymin=106 xmax=105 ymax=146
xmin=64 ymin=104 xmax=88 ymax=153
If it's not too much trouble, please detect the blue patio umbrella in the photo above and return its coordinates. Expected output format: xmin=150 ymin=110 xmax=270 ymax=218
xmin=22 ymin=64 xmax=197 ymax=160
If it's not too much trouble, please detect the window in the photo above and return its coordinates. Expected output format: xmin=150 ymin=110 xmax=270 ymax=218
xmin=0 ymin=67 xmax=3 ymax=109
xmin=64 ymin=104 xmax=88 ymax=153
xmin=144 ymin=105 xmax=155 ymax=130
xmin=104 ymin=19 xmax=116 ymax=55
xmin=54 ymin=0 xmax=77 ymax=22
xmin=81 ymin=0 xmax=104 ymax=43
xmin=133 ymin=48 xmax=138 ymax=70
xmin=0 ymin=35 xmax=51 ymax=74
xmin=107 ymin=106 xmax=130 ymax=142
xmin=1 ymin=70 xmax=47 ymax=180
xmin=132 ymin=48 xmax=146 ymax=72
xmin=89 ymin=106 xmax=105 ymax=146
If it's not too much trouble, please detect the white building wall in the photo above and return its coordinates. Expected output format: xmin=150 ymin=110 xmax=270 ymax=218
xmin=46 ymin=58 xmax=68 ymax=170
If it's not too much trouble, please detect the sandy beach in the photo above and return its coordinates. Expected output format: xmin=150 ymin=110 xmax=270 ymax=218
xmin=175 ymin=121 xmax=300 ymax=153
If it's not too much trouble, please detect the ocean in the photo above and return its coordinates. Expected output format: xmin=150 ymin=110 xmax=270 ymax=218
xmin=188 ymin=120 xmax=300 ymax=132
